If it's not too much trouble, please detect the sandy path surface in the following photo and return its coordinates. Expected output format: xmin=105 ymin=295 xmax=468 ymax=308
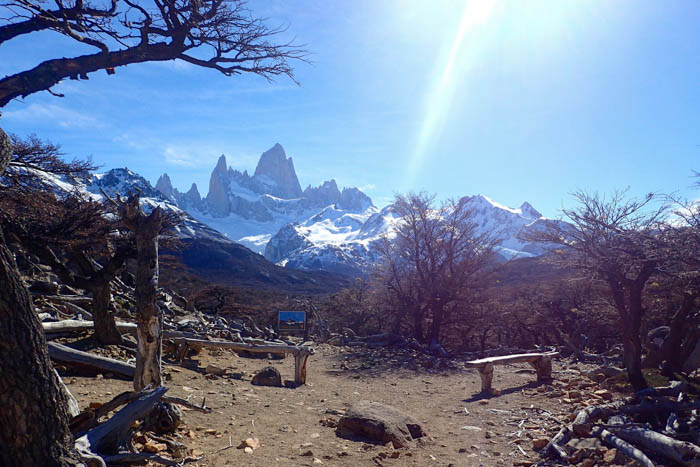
xmin=66 ymin=345 xmax=601 ymax=466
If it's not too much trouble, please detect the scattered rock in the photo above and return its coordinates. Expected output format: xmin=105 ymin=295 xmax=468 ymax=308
xmin=205 ymin=363 xmax=226 ymax=376
xmin=251 ymin=366 xmax=282 ymax=387
xmin=238 ymin=437 xmax=260 ymax=450
xmin=460 ymin=425 xmax=482 ymax=432
xmin=532 ymin=438 xmax=549 ymax=450
xmin=336 ymin=400 xmax=427 ymax=448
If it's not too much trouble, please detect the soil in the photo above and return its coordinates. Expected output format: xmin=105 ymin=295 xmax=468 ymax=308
xmin=65 ymin=344 xmax=612 ymax=466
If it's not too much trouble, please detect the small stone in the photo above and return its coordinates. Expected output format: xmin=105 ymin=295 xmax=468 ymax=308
xmin=205 ymin=364 xmax=226 ymax=376
xmin=301 ymin=450 xmax=314 ymax=457
xmin=310 ymin=432 xmax=321 ymax=439
xmin=460 ymin=425 xmax=482 ymax=431
xmin=532 ymin=438 xmax=549 ymax=450
xmin=237 ymin=437 xmax=260 ymax=450
xmin=143 ymin=441 xmax=167 ymax=453
xmin=313 ymin=458 xmax=324 ymax=464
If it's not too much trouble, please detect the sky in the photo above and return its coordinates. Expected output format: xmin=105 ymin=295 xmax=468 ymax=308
xmin=0 ymin=0 xmax=698 ymax=216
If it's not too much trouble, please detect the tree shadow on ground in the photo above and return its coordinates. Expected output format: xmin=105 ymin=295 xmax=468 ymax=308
xmin=326 ymin=345 xmax=469 ymax=379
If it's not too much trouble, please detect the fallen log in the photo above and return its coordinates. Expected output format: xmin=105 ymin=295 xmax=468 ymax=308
xmin=591 ymin=426 xmax=654 ymax=467
xmin=71 ymin=390 xmax=142 ymax=434
xmin=572 ymin=401 xmax=625 ymax=436
xmin=48 ymin=342 xmax=135 ymax=379
xmin=546 ymin=424 xmax=571 ymax=460
xmin=75 ymin=387 xmax=167 ymax=455
xmin=43 ymin=319 xmax=136 ymax=334
xmin=42 ymin=320 xmax=200 ymax=340
xmin=607 ymin=425 xmax=700 ymax=466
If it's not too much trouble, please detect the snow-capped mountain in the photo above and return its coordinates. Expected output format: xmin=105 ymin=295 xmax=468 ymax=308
xmin=151 ymin=143 xmax=567 ymax=276
xmin=155 ymin=143 xmax=374 ymax=253
xmin=262 ymin=195 xmax=566 ymax=276
xmin=10 ymin=165 xmax=348 ymax=291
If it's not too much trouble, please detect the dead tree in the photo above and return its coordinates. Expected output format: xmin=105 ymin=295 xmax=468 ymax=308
xmin=110 ymin=193 xmax=167 ymax=390
xmin=0 ymin=1 xmax=306 ymax=461
xmin=0 ymin=128 xmax=82 ymax=465
xmin=525 ymin=190 xmax=669 ymax=390
xmin=0 ymin=0 xmax=307 ymax=107
xmin=379 ymin=193 xmax=499 ymax=347
xmin=0 ymin=135 xmax=131 ymax=345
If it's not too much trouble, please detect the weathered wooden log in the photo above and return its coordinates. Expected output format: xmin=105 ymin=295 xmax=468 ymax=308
xmin=546 ymin=424 xmax=571 ymax=460
xmin=572 ymin=401 xmax=626 ymax=436
xmin=55 ymin=369 xmax=81 ymax=418
xmin=75 ymin=387 xmax=167 ymax=455
xmin=43 ymin=319 xmax=137 ymax=334
xmin=48 ymin=342 xmax=135 ymax=379
xmin=174 ymin=337 xmax=313 ymax=385
xmin=70 ymin=390 xmax=142 ymax=434
xmin=591 ymin=426 xmax=654 ymax=467
xmin=636 ymin=380 xmax=686 ymax=398
xmin=607 ymin=425 xmax=700 ymax=466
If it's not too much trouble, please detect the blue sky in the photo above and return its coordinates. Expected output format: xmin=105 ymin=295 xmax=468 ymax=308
xmin=0 ymin=0 xmax=698 ymax=216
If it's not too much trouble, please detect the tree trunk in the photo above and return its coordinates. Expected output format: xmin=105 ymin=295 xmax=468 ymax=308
xmin=119 ymin=199 xmax=165 ymax=392
xmin=661 ymin=292 xmax=696 ymax=376
xmin=413 ymin=306 xmax=424 ymax=343
xmin=0 ymin=231 xmax=81 ymax=465
xmin=428 ymin=303 xmax=444 ymax=346
xmin=621 ymin=328 xmax=647 ymax=390
xmin=0 ymin=127 xmax=81 ymax=465
xmin=91 ymin=282 xmax=123 ymax=346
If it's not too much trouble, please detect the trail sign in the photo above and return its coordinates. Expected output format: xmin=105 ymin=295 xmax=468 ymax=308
xmin=278 ymin=310 xmax=306 ymax=332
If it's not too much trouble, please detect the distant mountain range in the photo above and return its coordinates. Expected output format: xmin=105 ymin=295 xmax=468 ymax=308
xmin=15 ymin=143 xmax=567 ymax=281
xmin=153 ymin=144 xmax=567 ymax=276
xmin=15 ymin=165 xmax=347 ymax=293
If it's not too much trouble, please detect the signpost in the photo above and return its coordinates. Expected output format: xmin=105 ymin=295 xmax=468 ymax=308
xmin=278 ymin=310 xmax=306 ymax=333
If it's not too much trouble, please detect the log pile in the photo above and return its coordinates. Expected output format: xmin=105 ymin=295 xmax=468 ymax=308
xmin=543 ymin=379 xmax=700 ymax=466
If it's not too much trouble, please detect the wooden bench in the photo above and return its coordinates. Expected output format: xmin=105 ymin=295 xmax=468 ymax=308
xmin=465 ymin=352 xmax=559 ymax=394
xmin=173 ymin=338 xmax=313 ymax=387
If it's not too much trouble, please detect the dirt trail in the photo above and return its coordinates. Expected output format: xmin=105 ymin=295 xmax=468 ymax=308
xmin=66 ymin=345 xmax=601 ymax=466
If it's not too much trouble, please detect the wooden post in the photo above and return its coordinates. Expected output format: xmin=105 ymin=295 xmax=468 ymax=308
xmin=479 ymin=363 xmax=494 ymax=394
xmin=294 ymin=350 xmax=311 ymax=386
xmin=533 ymin=356 xmax=553 ymax=383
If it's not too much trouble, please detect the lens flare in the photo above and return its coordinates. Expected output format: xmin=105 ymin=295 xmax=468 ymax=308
xmin=406 ymin=0 xmax=498 ymax=187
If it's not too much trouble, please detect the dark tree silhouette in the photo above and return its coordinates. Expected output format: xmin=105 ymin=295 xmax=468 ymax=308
xmin=0 ymin=0 xmax=307 ymax=106
xmin=527 ymin=190 xmax=669 ymax=390
xmin=0 ymin=1 xmax=306 ymax=462
xmin=379 ymin=193 xmax=499 ymax=348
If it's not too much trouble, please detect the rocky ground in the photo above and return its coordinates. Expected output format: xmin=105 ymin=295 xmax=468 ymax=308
xmin=66 ymin=345 xmax=625 ymax=467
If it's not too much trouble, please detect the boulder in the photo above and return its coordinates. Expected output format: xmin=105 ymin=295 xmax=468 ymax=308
xmin=251 ymin=366 xmax=282 ymax=387
xmin=336 ymin=400 xmax=427 ymax=448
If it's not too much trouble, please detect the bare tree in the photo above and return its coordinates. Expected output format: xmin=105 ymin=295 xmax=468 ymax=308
xmin=379 ymin=193 xmax=499 ymax=348
xmin=527 ymin=190 xmax=669 ymax=390
xmin=0 ymin=1 xmax=306 ymax=462
xmin=0 ymin=0 xmax=307 ymax=106
xmin=104 ymin=191 xmax=178 ymax=390
xmin=0 ymin=134 xmax=134 ymax=345
xmin=657 ymin=177 xmax=700 ymax=376
xmin=0 ymin=129 xmax=83 ymax=466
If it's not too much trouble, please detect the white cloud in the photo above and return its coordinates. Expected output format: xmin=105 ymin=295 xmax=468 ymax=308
xmin=3 ymin=103 xmax=104 ymax=128
xmin=359 ymin=183 xmax=376 ymax=192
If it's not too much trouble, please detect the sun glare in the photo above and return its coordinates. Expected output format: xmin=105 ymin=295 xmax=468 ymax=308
xmin=406 ymin=0 xmax=498 ymax=187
